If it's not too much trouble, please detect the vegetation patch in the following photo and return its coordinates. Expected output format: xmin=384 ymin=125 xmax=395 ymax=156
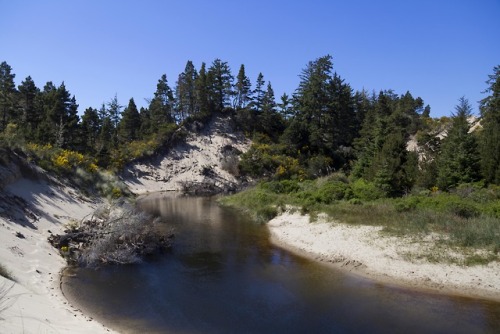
xmin=222 ymin=178 xmax=500 ymax=264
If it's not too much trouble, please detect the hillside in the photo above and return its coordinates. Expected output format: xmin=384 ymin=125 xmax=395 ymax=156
xmin=122 ymin=113 xmax=252 ymax=195
xmin=0 ymin=150 xmax=115 ymax=333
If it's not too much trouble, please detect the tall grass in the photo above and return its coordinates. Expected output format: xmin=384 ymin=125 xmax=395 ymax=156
xmin=221 ymin=178 xmax=500 ymax=262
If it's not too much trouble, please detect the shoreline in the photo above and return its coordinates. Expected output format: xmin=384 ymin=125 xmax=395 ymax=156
xmin=0 ymin=177 xmax=116 ymax=333
xmin=267 ymin=210 xmax=500 ymax=303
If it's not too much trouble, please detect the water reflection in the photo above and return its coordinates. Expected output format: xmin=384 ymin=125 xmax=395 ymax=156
xmin=62 ymin=194 xmax=500 ymax=334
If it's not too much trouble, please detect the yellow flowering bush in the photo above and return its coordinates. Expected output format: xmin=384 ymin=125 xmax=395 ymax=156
xmin=26 ymin=143 xmax=99 ymax=174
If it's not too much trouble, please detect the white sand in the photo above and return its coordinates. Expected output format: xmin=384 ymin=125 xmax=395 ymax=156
xmin=123 ymin=114 xmax=251 ymax=195
xmin=268 ymin=210 xmax=500 ymax=301
xmin=0 ymin=177 xmax=116 ymax=333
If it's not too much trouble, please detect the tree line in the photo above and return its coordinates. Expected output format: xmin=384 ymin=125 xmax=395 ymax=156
xmin=0 ymin=56 xmax=499 ymax=194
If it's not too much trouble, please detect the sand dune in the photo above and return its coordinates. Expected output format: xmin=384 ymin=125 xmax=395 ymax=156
xmin=268 ymin=209 xmax=500 ymax=302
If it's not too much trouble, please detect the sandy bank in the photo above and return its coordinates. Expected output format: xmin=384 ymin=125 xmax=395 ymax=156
xmin=267 ymin=210 xmax=500 ymax=302
xmin=0 ymin=177 xmax=116 ymax=333
xmin=123 ymin=114 xmax=250 ymax=195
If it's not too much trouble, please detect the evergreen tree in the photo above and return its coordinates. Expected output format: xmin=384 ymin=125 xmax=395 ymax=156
xmin=118 ymin=98 xmax=141 ymax=142
xmin=414 ymin=131 xmax=441 ymax=189
xmin=353 ymin=90 xmax=425 ymax=191
xmin=194 ymin=63 xmax=210 ymax=117
xmin=139 ymin=107 xmax=151 ymax=137
xmin=107 ymin=94 xmax=122 ymax=130
xmin=207 ymin=59 xmax=234 ymax=112
xmin=258 ymin=82 xmax=284 ymax=139
xmin=233 ymin=64 xmax=252 ymax=109
xmin=17 ymin=76 xmax=41 ymax=140
xmin=149 ymin=74 xmax=174 ymax=132
xmin=479 ymin=65 xmax=500 ymax=184
xmin=351 ymin=93 xmax=377 ymax=178
xmin=297 ymin=55 xmax=337 ymax=155
xmin=250 ymin=72 xmax=266 ymax=114
xmin=437 ymin=97 xmax=480 ymax=189
xmin=175 ymin=61 xmax=198 ymax=121
xmin=236 ymin=72 xmax=264 ymax=133
xmin=286 ymin=55 xmax=357 ymax=166
xmin=97 ymin=116 xmax=113 ymax=167
xmin=278 ymin=93 xmax=293 ymax=120
xmin=371 ymin=131 xmax=413 ymax=196
xmin=38 ymin=82 xmax=79 ymax=148
xmin=0 ymin=61 xmax=17 ymax=131
xmin=80 ymin=107 xmax=100 ymax=153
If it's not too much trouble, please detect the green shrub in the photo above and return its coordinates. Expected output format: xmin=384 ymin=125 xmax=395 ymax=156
xmin=350 ymin=179 xmax=385 ymax=201
xmin=394 ymin=197 xmax=420 ymax=212
xmin=315 ymin=181 xmax=349 ymax=204
xmin=260 ymin=180 xmax=300 ymax=194
xmin=484 ymin=202 xmax=500 ymax=219
xmin=445 ymin=201 xmax=480 ymax=219
xmin=219 ymin=188 xmax=281 ymax=223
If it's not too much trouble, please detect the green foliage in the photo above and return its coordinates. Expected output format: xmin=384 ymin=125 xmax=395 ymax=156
xmin=479 ymin=65 xmax=500 ymax=185
xmin=223 ymin=179 xmax=500 ymax=261
xmin=219 ymin=187 xmax=281 ymax=223
xmin=315 ymin=180 xmax=349 ymax=203
xmin=260 ymin=180 xmax=301 ymax=194
xmin=437 ymin=97 xmax=481 ymax=190
xmin=239 ymin=142 xmax=306 ymax=180
xmin=350 ymin=178 xmax=386 ymax=201
xmin=26 ymin=143 xmax=98 ymax=175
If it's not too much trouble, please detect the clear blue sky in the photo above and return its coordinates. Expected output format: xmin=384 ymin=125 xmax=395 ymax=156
xmin=1 ymin=0 xmax=499 ymax=117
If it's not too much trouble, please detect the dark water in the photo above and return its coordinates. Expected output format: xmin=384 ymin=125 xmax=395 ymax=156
xmin=62 ymin=194 xmax=500 ymax=334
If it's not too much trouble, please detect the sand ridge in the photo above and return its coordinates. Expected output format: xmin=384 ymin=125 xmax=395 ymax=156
xmin=267 ymin=209 xmax=500 ymax=302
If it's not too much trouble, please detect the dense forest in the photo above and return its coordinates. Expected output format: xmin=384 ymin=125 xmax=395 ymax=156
xmin=0 ymin=56 xmax=499 ymax=195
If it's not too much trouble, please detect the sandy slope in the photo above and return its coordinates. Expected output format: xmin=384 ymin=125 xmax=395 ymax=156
xmin=123 ymin=114 xmax=251 ymax=194
xmin=268 ymin=209 xmax=500 ymax=301
xmin=0 ymin=176 xmax=115 ymax=333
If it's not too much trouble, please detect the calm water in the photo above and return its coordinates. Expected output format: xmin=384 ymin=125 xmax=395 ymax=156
xmin=62 ymin=194 xmax=500 ymax=334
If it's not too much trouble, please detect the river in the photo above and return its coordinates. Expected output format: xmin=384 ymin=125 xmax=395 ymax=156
xmin=62 ymin=193 xmax=500 ymax=333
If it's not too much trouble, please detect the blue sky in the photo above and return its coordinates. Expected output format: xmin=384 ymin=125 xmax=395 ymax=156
xmin=1 ymin=0 xmax=499 ymax=117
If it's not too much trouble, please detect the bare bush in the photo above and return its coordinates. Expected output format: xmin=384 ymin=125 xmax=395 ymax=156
xmin=49 ymin=202 xmax=173 ymax=267
xmin=220 ymin=154 xmax=240 ymax=176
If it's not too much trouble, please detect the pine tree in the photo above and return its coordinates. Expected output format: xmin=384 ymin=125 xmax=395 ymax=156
xmin=17 ymin=76 xmax=41 ymax=140
xmin=175 ymin=61 xmax=198 ymax=121
xmin=278 ymin=93 xmax=293 ymax=120
xmin=372 ymin=131 xmax=412 ymax=196
xmin=38 ymin=82 xmax=79 ymax=148
xmin=251 ymin=73 xmax=266 ymax=114
xmin=437 ymin=97 xmax=480 ymax=189
xmin=194 ymin=63 xmax=210 ymax=117
xmin=118 ymin=98 xmax=141 ymax=142
xmin=207 ymin=59 xmax=234 ymax=112
xmin=80 ymin=107 xmax=100 ymax=153
xmin=139 ymin=107 xmax=151 ymax=137
xmin=233 ymin=64 xmax=252 ymax=109
xmin=149 ymin=74 xmax=174 ymax=132
xmin=97 ymin=116 xmax=113 ymax=167
xmin=479 ymin=65 xmax=500 ymax=184
xmin=0 ymin=61 xmax=17 ymax=131
xmin=258 ymin=82 xmax=284 ymax=139
xmin=107 ymin=94 xmax=122 ymax=130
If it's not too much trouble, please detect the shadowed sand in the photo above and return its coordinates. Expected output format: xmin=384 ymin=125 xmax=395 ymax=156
xmin=0 ymin=176 xmax=116 ymax=333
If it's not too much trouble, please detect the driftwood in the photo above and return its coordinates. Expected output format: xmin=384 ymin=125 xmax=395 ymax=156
xmin=48 ymin=203 xmax=174 ymax=267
